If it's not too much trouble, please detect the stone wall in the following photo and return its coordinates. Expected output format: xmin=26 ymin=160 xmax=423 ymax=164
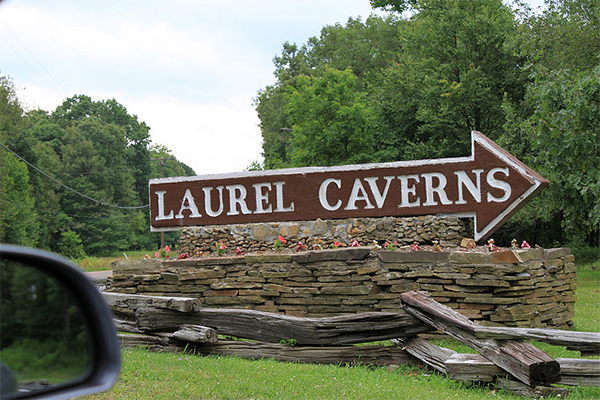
xmin=178 ymin=216 xmax=472 ymax=256
xmin=109 ymin=247 xmax=576 ymax=329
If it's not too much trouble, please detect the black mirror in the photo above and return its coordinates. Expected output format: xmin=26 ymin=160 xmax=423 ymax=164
xmin=0 ymin=245 xmax=120 ymax=399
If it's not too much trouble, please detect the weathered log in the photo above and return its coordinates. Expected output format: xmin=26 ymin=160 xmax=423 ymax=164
xmin=172 ymin=324 xmax=217 ymax=343
xmin=135 ymin=307 xmax=433 ymax=345
xmin=103 ymin=292 xmax=201 ymax=315
xmin=400 ymin=291 xmax=560 ymax=386
xmin=472 ymin=326 xmax=600 ymax=355
xmin=113 ymin=318 xmax=143 ymax=333
xmin=446 ymin=353 xmax=504 ymax=382
xmin=116 ymin=333 xmax=417 ymax=367
xmin=193 ymin=341 xmax=418 ymax=366
xmin=117 ymin=333 xmax=172 ymax=351
xmin=494 ymin=378 xmax=569 ymax=398
xmin=446 ymin=353 xmax=600 ymax=387
xmin=392 ymin=336 xmax=456 ymax=374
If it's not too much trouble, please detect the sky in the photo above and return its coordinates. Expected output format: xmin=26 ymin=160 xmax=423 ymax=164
xmin=0 ymin=0 xmax=546 ymax=176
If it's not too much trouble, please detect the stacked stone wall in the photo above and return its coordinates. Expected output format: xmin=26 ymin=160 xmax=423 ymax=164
xmin=109 ymin=247 xmax=576 ymax=329
xmin=178 ymin=216 xmax=472 ymax=256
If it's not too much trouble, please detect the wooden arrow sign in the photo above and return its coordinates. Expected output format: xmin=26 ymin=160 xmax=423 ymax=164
xmin=149 ymin=131 xmax=548 ymax=242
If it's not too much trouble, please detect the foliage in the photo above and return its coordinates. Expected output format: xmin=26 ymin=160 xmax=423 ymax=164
xmin=57 ymin=230 xmax=86 ymax=260
xmin=255 ymin=0 xmax=599 ymax=247
xmin=0 ymin=80 xmax=195 ymax=256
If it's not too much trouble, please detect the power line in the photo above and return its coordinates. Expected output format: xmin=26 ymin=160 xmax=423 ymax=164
xmin=0 ymin=142 xmax=149 ymax=210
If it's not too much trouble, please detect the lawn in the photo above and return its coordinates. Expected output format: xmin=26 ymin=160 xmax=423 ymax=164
xmin=82 ymin=261 xmax=599 ymax=399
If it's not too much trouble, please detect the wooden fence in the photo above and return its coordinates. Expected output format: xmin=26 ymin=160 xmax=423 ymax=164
xmin=104 ymin=291 xmax=599 ymax=398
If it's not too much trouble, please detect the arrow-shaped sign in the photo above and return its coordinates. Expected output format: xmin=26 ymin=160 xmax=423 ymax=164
xmin=149 ymin=131 xmax=548 ymax=242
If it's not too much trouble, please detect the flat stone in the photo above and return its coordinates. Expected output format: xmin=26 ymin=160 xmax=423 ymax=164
xmin=245 ymin=254 xmax=293 ymax=263
xmin=448 ymin=252 xmax=487 ymax=264
xmin=293 ymin=248 xmax=370 ymax=263
xmin=378 ymin=251 xmax=450 ymax=263
xmin=112 ymin=259 xmax=163 ymax=274
xmin=489 ymin=250 xmax=523 ymax=264
xmin=544 ymin=248 xmax=571 ymax=260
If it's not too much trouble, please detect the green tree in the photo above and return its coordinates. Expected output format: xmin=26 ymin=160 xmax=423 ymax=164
xmin=0 ymin=152 xmax=40 ymax=246
xmin=284 ymin=68 xmax=377 ymax=166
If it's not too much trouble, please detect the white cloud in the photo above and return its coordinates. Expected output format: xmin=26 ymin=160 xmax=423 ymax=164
xmin=0 ymin=0 xmax=381 ymax=175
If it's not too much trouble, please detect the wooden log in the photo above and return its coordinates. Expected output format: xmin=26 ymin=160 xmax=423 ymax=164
xmin=113 ymin=318 xmax=143 ymax=333
xmin=172 ymin=324 xmax=217 ymax=343
xmin=116 ymin=334 xmax=417 ymax=367
xmin=472 ymin=326 xmax=600 ymax=355
xmin=135 ymin=307 xmax=433 ymax=345
xmin=117 ymin=333 xmax=172 ymax=351
xmin=494 ymin=379 xmax=569 ymax=398
xmin=392 ymin=336 xmax=456 ymax=374
xmin=189 ymin=341 xmax=418 ymax=367
xmin=103 ymin=292 xmax=201 ymax=315
xmin=446 ymin=354 xmax=600 ymax=387
xmin=401 ymin=291 xmax=560 ymax=386
xmin=446 ymin=353 xmax=503 ymax=382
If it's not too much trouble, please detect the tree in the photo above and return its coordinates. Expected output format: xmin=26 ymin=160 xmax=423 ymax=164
xmin=284 ymin=68 xmax=377 ymax=166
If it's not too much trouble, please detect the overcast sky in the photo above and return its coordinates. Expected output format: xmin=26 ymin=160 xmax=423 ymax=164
xmin=0 ymin=0 xmax=545 ymax=176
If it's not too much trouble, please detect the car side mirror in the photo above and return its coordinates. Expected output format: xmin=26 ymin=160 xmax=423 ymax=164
xmin=0 ymin=245 xmax=120 ymax=399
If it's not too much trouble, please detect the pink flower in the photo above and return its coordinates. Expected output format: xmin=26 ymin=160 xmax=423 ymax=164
xmin=278 ymin=235 xmax=286 ymax=244
xmin=219 ymin=241 xmax=227 ymax=250
xmin=411 ymin=243 xmax=421 ymax=251
xmin=235 ymin=247 xmax=243 ymax=255
xmin=521 ymin=240 xmax=531 ymax=248
xmin=164 ymin=245 xmax=170 ymax=252
xmin=351 ymin=240 xmax=360 ymax=247
xmin=155 ymin=251 xmax=160 ymax=258
xmin=296 ymin=242 xmax=306 ymax=252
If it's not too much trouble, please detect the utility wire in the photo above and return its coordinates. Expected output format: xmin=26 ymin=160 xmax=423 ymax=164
xmin=1 ymin=142 xmax=149 ymax=210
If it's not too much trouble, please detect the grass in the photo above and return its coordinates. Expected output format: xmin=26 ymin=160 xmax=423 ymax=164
xmin=80 ymin=262 xmax=600 ymax=399
xmin=76 ymin=251 xmax=157 ymax=272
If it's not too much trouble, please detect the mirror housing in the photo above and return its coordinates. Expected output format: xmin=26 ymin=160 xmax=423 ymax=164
xmin=0 ymin=245 xmax=120 ymax=399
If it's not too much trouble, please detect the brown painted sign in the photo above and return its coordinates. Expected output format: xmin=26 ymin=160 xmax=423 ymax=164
xmin=149 ymin=131 xmax=548 ymax=241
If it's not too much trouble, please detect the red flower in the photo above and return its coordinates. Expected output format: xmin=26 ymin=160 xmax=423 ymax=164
xmin=278 ymin=235 xmax=286 ymax=244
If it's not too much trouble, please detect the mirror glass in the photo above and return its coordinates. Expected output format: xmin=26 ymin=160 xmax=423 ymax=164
xmin=0 ymin=259 xmax=91 ymax=398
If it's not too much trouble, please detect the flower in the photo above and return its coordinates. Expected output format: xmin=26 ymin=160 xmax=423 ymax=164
xmin=333 ymin=241 xmax=341 ymax=248
xmin=155 ymin=251 xmax=160 ymax=258
xmin=411 ymin=242 xmax=421 ymax=251
xmin=165 ymin=245 xmax=170 ymax=253
xmin=274 ymin=236 xmax=285 ymax=251
xmin=235 ymin=247 xmax=244 ymax=256
xmin=296 ymin=242 xmax=307 ymax=252
xmin=216 ymin=240 xmax=227 ymax=256
xmin=521 ymin=240 xmax=531 ymax=248
xmin=351 ymin=240 xmax=360 ymax=247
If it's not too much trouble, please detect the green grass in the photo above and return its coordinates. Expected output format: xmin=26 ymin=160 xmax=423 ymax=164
xmin=76 ymin=251 xmax=158 ymax=272
xmin=81 ymin=263 xmax=600 ymax=399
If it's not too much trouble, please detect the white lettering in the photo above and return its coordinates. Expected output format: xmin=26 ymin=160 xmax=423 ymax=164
xmin=226 ymin=184 xmax=252 ymax=215
xmin=319 ymin=178 xmax=342 ymax=211
xmin=345 ymin=178 xmax=375 ymax=210
xmin=175 ymin=189 xmax=202 ymax=219
xmin=455 ymin=169 xmax=483 ymax=204
xmin=422 ymin=172 xmax=453 ymax=206
xmin=155 ymin=190 xmax=174 ymax=220
xmin=274 ymin=181 xmax=294 ymax=212
xmin=398 ymin=175 xmax=420 ymax=208
xmin=202 ymin=186 xmax=224 ymax=217
xmin=487 ymin=167 xmax=511 ymax=203
xmin=253 ymin=182 xmax=272 ymax=214
xmin=364 ymin=176 xmax=394 ymax=209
